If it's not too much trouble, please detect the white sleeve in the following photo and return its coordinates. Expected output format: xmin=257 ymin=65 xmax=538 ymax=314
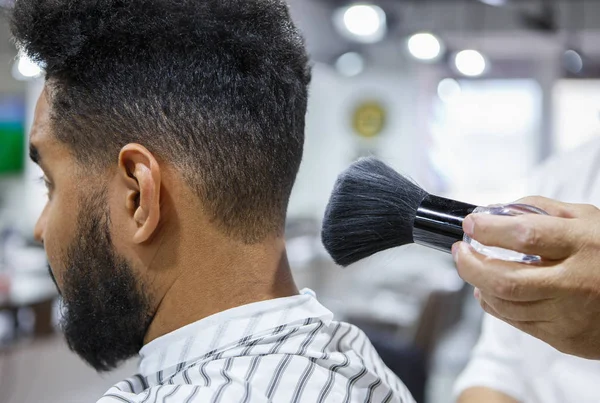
xmin=452 ymin=314 xmax=526 ymax=401
xmin=451 ymin=144 xmax=599 ymax=402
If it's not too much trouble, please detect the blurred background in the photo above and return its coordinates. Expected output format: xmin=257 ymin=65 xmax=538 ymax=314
xmin=0 ymin=0 xmax=598 ymax=402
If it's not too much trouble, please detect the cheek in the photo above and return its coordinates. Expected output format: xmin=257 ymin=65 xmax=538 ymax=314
xmin=43 ymin=197 xmax=80 ymax=283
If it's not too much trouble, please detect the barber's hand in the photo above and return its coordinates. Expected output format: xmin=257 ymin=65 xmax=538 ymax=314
xmin=453 ymin=196 xmax=600 ymax=359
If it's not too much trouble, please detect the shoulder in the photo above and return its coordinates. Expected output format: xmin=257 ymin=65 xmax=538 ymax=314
xmin=550 ymin=138 xmax=600 ymax=163
xmin=98 ymin=382 xmax=273 ymax=403
xmin=97 ymin=385 xmax=225 ymax=403
xmin=535 ymin=138 xmax=600 ymax=182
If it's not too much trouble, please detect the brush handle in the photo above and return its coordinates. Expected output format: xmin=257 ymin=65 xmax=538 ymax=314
xmin=464 ymin=204 xmax=548 ymax=263
xmin=413 ymin=195 xmax=477 ymax=253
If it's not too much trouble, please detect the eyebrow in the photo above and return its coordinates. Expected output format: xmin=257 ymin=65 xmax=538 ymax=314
xmin=29 ymin=143 xmax=41 ymax=165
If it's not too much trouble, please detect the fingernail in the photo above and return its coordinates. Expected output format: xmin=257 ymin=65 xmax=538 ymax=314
xmin=474 ymin=288 xmax=481 ymax=299
xmin=463 ymin=216 xmax=475 ymax=237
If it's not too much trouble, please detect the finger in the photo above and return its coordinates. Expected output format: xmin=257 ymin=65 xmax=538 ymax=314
xmin=478 ymin=291 xmax=556 ymax=322
xmin=480 ymin=297 xmax=555 ymax=344
xmin=476 ymin=293 xmax=577 ymax=355
xmin=463 ymin=213 xmax=577 ymax=260
xmin=454 ymin=242 xmax=557 ymax=301
xmin=516 ymin=196 xmax=579 ymax=218
xmin=517 ymin=196 xmax=600 ymax=220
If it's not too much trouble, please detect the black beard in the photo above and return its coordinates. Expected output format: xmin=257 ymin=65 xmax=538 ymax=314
xmin=55 ymin=190 xmax=152 ymax=372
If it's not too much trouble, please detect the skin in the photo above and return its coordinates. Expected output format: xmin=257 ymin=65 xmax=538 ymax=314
xmin=453 ymin=196 xmax=600 ymax=360
xmin=32 ymin=88 xmax=299 ymax=367
xmin=458 ymin=388 xmax=519 ymax=403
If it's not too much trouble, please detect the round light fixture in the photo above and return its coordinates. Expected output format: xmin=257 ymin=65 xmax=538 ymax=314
xmin=479 ymin=0 xmax=507 ymax=6
xmin=13 ymin=53 xmax=43 ymax=80
xmin=454 ymin=50 xmax=488 ymax=77
xmin=437 ymin=78 xmax=462 ymax=103
xmin=407 ymin=33 xmax=443 ymax=61
xmin=335 ymin=52 xmax=365 ymax=77
xmin=333 ymin=4 xmax=387 ymax=44
xmin=563 ymin=50 xmax=583 ymax=74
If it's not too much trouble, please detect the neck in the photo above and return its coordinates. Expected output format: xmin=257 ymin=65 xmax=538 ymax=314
xmin=143 ymin=236 xmax=298 ymax=345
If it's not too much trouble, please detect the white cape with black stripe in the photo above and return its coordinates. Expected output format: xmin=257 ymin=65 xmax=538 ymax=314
xmin=98 ymin=290 xmax=415 ymax=403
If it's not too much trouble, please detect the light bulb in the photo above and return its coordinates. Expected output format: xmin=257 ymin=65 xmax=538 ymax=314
xmin=408 ymin=33 xmax=442 ymax=61
xmin=334 ymin=4 xmax=387 ymax=44
xmin=455 ymin=50 xmax=487 ymax=77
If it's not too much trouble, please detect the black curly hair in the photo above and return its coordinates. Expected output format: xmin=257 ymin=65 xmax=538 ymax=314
xmin=10 ymin=0 xmax=311 ymax=243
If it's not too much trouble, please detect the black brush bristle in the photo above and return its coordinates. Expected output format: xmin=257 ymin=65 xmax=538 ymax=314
xmin=321 ymin=158 xmax=429 ymax=267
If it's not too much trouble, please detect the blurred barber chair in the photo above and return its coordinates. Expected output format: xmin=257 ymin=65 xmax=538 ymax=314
xmin=340 ymin=246 xmax=468 ymax=403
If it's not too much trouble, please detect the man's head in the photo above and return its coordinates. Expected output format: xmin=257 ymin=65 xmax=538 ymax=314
xmin=12 ymin=0 xmax=310 ymax=371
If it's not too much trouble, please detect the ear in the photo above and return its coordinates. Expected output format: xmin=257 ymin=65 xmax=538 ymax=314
xmin=118 ymin=144 xmax=161 ymax=244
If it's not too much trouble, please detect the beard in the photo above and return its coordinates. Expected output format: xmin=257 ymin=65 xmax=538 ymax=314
xmin=53 ymin=190 xmax=152 ymax=372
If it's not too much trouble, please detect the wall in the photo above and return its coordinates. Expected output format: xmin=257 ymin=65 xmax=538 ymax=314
xmin=288 ymin=62 xmax=422 ymax=220
xmin=553 ymin=79 xmax=600 ymax=152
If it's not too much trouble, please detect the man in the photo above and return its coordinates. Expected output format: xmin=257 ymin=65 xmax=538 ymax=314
xmin=455 ymin=138 xmax=600 ymax=402
xmin=13 ymin=0 xmax=414 ymax=402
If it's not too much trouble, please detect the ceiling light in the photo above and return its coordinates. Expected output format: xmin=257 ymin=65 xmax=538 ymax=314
xmin=437 ymin=78 xmax=462 ymax=103
xmin=454 ymin=50 xmax=488 ymax=77
xmin=335 ymin=52 xmax=365 ymax=77
xmin=333 ymin=4 xmax=387 ymax=44
xmin=479 ymin=0 xmax=507 ymax=6
xmin=13 ymin=53 xmax=42 ymax=80
xmin=407 ymin=33 xmax=443 ymax=61
xmin=563 ymin=50 xmax=583 ymax=74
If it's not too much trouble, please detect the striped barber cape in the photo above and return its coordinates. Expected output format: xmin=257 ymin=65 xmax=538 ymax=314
xmin=98 ymin=290 xmax=415 ymax=403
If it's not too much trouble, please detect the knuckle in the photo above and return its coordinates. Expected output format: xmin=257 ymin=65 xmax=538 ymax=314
xmin=492 ymin=277 xmax=520 ymax=299
xmin=515 ymin=221 xmax=539 ymax=249
xmin=492 ymin=281 xmax=508 ymax=298
xmin=580 ymin=203 xmax=598 ymax=214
